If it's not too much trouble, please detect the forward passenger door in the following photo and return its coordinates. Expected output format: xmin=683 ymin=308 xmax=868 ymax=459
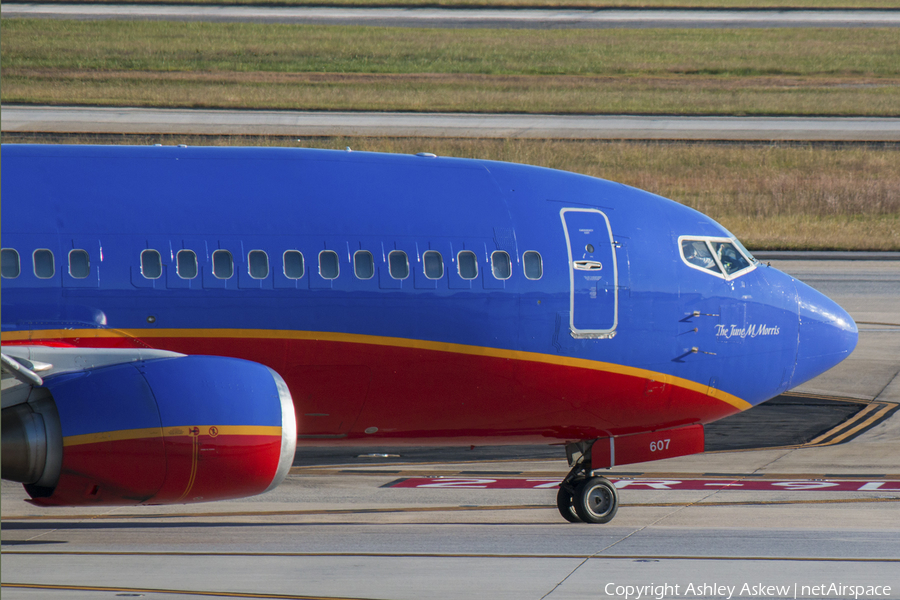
xmin=560 ymin=208 xmax=618 ymax=339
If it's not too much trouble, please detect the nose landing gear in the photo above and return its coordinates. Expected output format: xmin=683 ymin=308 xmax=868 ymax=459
xmin=573 ymin=476 xmax=618 ymax=523
xmin=556 ymin=441 xmax=619 ymax=524
xmin=556 ymin=482 xmax=582 ymax=523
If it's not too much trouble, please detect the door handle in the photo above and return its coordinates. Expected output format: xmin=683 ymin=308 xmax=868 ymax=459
xmin=574 ymin=260 xmax=603 ymax=271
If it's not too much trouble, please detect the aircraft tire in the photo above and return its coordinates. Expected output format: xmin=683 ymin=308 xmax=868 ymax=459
xmin=572 ymin=477 xmax=618 ymax=524
xmin=556 ymin=485 xmax=582 ymax=523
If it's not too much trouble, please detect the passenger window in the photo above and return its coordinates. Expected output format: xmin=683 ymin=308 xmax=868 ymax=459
xmin=2 ymin=249 xmax=21 ymax=279
xmin=423 ymin=250 xmax=443 ymax=279
xmin=177 ymin=250 xmax=198 ymax=279
xmin=249 ymin=250 xmax=269 ymax=279
xmin=212 ymin=250 xmax=234 ymax=279
xmin=68 ymin=249 xmax=90 ymax=279
xmin=457 ymin=251 xmax=478 ymax=280
xmin=711 ymin=241 xmax=751 ymax=275
xmin=681 ymin=240 xmax=721 ymax=274
xmin=491 ymin=251 xmax=511 ymax=280
xmin=283 ymin=250 xmax=304 ymax=279
xmin=33 ymin=249 xmax=55 ymax=279
xmin=141 ymin=249 xmax=162 ymax=279
xmin=319 ymin=250 xmax=339 ymax=279
xmin=354 ymin=251 xmax=374 ymax=279
xmin=389 ymin=250 xmax=409 ymax=280
xmin=523 ymin=251 xmax=542 ymax=280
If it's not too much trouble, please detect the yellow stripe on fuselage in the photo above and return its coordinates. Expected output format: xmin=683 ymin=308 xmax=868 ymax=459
xmin=63 ymin=425 xmax=282 ymax=447
xmin=3 ymin=327 xmax=751 ymax=411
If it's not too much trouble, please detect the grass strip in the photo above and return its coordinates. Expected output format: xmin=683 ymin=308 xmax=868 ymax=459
xmin=6 ymin=134 xmax=898 ymax=251
xmin=4 ymin=21 xmax=898 ymax=77
xmin=19 ymin=0 xmax=900 ymax=8
xmin=4 ymin=22 xmax=898 ymax=115
xmin=5 ymin=70 xmax=899 ymax=115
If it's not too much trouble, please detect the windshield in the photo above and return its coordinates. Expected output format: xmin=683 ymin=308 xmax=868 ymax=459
xmin=679 ymin=236 xmax=756 ymax=280
xmin=711 ymin=241 xmax=752 ymax=275
xmin=682 ymin=240 xmax=720 ymax=273
xmin=730 ymin=236 xmax=758 ymax=264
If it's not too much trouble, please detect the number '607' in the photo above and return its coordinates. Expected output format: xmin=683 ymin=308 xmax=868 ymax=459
xmin=650 ymin=439 xmax=670 ymax=452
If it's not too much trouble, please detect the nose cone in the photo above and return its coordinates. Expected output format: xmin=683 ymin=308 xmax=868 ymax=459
xmin=790 ymin=279 xmax=858 ymax=388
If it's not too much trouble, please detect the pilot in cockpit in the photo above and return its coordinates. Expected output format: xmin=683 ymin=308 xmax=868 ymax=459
xmin=716 ymin=243 xmax=742 ymax=273
xmin=684 ymin=240 xmax=717 ymax=270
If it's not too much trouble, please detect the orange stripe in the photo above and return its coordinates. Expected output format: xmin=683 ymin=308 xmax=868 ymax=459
xmin=817 ymin=404 xmax=894 ymax=446
xmin=3 ymin=327 xmax=752 ymax=411
xmin=63 ymin=425 xmax=282 ymax=447
xmin=177 ymin=434 xmax=200 ymax=502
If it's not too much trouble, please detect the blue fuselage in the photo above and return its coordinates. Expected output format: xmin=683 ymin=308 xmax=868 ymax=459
xmin=1 ymin=145 xmax=858 ymax=444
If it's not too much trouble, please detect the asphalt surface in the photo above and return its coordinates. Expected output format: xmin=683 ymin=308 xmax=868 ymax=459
xmin=2 ymin=258 xmax=899 ymax=600
xmin=4 ymin=4 xmax=900 ymax=28
xmin=5 ymin=106 xmax=900 ymax=142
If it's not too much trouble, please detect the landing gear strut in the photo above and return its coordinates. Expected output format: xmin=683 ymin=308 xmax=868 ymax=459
xmin=556 ymin=441 xmax=619 ymax=524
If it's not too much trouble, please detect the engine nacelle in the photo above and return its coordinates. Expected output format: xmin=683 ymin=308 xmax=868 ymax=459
xmin=1 ymin=355 xmax=296 ymax=506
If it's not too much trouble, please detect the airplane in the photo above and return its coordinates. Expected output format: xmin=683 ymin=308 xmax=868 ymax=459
xmin=1 ymin=143 xmax=858 ymax=523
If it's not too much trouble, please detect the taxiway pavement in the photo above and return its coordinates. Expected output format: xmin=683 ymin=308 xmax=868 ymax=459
xmin=5 ymin=106 xmax=900 ymax=142
xmin=2 ymin=258 xmax=899 ymax=599
xmin=4 ymin=4 xmax=900 ymax=28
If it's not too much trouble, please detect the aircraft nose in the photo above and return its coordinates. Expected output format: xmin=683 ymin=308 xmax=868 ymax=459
xmin=790 ymin=279 xmax=858 ymax=388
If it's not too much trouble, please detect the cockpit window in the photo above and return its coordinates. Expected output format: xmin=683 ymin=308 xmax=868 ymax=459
xmin=710 ymin=241 xmax=751 ymax=275
xmin=731 ymin=236 xmax=758 ymax=264
xmin=679 ymin=236 xmax=755 ymax=280
xmin=682 ymin=240 xmax=720 ymax=274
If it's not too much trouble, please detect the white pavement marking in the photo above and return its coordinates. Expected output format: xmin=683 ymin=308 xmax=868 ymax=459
xmin=390 ymin=477 xmax=900 ymax=491
xmin=3 ymin=4 xmax=900 ymax=28
xmin=4 ymin=106 xmax=900 ymax=141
